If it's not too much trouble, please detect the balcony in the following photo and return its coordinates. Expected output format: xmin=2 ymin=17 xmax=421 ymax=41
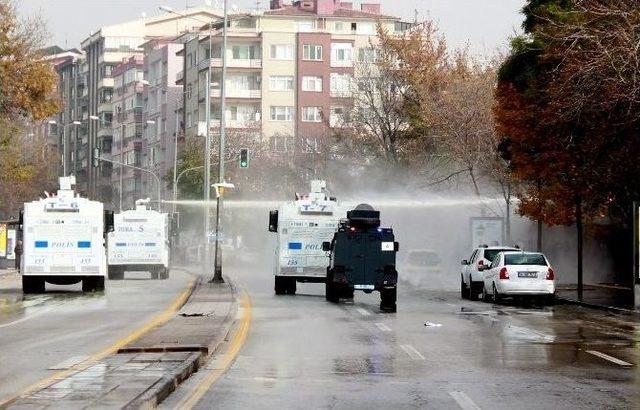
xmin=226 ymin=89 xmax=261 ymax=99
xmin=98 ymin=78 xmax=115 ymax=89
xmin=198 ymin=58 xmax=262 ymax=70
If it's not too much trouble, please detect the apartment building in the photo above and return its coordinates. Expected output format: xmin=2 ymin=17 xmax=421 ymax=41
xmin=79 ymin=7 xmax=222 ymax=205
xmin=111 ymin=55 xmax=145 ymax=211
xmin=142 ymin=39 xmax=184 ymax=205
xmin=176 ymin=0 xmax=406 ymax=155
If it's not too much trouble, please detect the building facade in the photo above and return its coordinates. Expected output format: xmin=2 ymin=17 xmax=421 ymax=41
xmin=142 ymin=39 xmax=184 ymax=205
xmin=111 ymin=55 xmax=145 ymax=211
xmin=79 ymin=7 xmax=221 ymax=206
xmin=176 ymin=0 xmax=405 ymax=156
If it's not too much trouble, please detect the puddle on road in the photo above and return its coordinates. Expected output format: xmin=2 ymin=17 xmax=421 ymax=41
xmin=332 ymin=355 xmax=395 ymax=376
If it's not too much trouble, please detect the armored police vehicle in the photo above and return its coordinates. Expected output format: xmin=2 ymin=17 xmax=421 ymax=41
xmin=323 ymin=204 xmax=399 ymax=312
xmin=269 ymin=180 xmax=344 ymax=295
xmin=107 ymin=199 xmax=171 ymax=280
xmin=21 ymin=176 xmax=112 ymax=293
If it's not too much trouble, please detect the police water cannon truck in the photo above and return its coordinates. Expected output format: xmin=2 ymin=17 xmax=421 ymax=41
xmin=268 ymin=180 xmax=345 ymax=295
xmin=323 ymin=204 xmax=399 ymax=312
xmin=107 ymin=198 xmax=171 ymax=280
xmin=20 ymin=176 xmax=113 ymax=293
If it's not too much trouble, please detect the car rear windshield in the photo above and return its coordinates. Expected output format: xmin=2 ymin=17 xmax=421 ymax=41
xmin=484 ymin=249 xmax=515 ymax=262
xmin=505 ymin=253 xmax=548 ymax=266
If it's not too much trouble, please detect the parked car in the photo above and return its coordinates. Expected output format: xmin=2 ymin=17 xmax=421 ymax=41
xmin=461 ymin=245 xmax=520 ymax=300
xmin=404 ymin=249 xmax=442 ymax=287
xmin=481 ymin=251 xmax=556 ymax=303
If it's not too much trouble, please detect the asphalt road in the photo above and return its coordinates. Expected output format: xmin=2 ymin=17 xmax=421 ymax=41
xmin=181 ymin=262 xmax=640 ymax=410
xmin=0 ymin=269 xmax=191 ymax=401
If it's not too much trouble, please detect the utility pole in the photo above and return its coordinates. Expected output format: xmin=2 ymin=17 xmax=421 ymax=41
xmin=203 ymin=14 xmax=215 ymax=279
xmin=211 ymin=0 xmax=228 ymax=283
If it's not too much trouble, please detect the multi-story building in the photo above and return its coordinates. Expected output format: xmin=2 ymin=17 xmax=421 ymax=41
xmin=41 ymin=46 xmax=86 ymax=186
xmin=79 ymin=7 xmax=222 ymax=204
xmin=111 ymin=55 xmax=145 ymax=211
xmin=142 ymin=39 xmax=184 ymax=204
xmin=176 ymin=0 xmax=406 ymax=156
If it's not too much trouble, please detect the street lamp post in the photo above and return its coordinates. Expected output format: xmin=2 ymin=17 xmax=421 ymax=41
xmin=50 ymin=120 xmax=81 ymax=177
xmin=212 ymin=0 xmax=229 ymax=283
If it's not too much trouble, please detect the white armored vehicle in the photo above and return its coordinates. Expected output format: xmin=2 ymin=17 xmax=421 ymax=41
xmin=21 ymin=176 xmax=111 ymax=293
xmin=107 ymin=199 xmax=170 ymax=280
xmin=268 ymin=180 xmax=344 ymax=295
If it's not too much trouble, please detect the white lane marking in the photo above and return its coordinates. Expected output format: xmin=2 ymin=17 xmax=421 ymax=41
xmin=399 ymin=344 xmax=425 ymax=360
xmin=585 ymin=350 xmax=633 ymax=367
xmin=356 ymin=307 xmax=371 ymax=316
xmin=0 ymin=307 xmax=53 ymax=329
xmin=445 ymin=303 xmax=456 ymax=307
xmin=449 ymin=391 xmax=481 ymax=410
xmin=375 ymin=322 xmax=392 ymax=332
xmin=48 ymin=355 xmax=90 ymax=370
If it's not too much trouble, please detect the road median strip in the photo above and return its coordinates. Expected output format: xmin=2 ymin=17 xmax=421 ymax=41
xmin=0 ymin=271 xmax=197 ymax=409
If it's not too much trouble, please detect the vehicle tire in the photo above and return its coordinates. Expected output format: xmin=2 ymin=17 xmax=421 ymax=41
xmin=286 ymin=278 xmax=297 ymax=295
xmin=23 ymin=276 xmax=45 ymax=294
xmin=160 ymin=268 xmax=169 ymax=280
xmin=468 ymin=279 xmax=479 ymax=301
xmin=460 ymin=277 xmax=469 ymax=300
xmin=151 ymin=269 xmax=160 ymax=280
xmin=274 ymin=276 xmax=286 ymax=295
xmin=325 ymin=272 xmax=339 ymax=303
xmin=94 ymin=277 xmax=105 ymax=291
xmin=380 ymin=287 xmax=397 ymax=313
xmin=108 ymin=267 xmax=124 ymax=280
xmin=82 ymin=277 xmax=95 ymax=292
xmin=493 ymin=283 xmax=502 ymax=303
xmin=343 ymin=288 xmax=354 ymax=299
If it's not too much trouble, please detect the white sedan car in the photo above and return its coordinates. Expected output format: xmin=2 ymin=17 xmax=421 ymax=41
xmin=482 ymin=251 xmax=555 ymax=303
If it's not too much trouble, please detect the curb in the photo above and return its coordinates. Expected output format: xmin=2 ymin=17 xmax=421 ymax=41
xmin=556 ymin=296 xmax=640 ymax=317
xmin=127 ymin=274 xmax=240 ymax=409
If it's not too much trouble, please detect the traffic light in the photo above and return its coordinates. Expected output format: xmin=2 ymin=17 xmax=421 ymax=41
xmin=92 ymin=148 xmax=100 ymax=168
xmin=239 ymin=148 xmax=249 ymax=169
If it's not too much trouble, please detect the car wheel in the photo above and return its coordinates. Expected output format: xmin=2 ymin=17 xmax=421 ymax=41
xmin=493 ymin=283 xmax=502 ymax=303
xmin=380 ymin=287 xmax=397 ymax=313
xmin=274 ymin=276 xmax=286 ymax=295
xmin=468 ymin=278 xmax=479 ymax=301
xmin=286 ymin=278 xmax=297 ymax=295
xmin=460 ymin=277 xmax=469 ymax=299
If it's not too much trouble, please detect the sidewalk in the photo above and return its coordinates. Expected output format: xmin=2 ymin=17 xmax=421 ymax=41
xmin=0 ymin=268 xmax=17 ymax=277
xmin=556 ymin=284 xmax=637 ymax=314
xmin=5 ymin=275 xmax=238 ymax=409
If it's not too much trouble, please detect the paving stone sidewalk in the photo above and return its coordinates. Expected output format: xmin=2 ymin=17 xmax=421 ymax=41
xmin=5 ymin=277 xmax=237 ymax=410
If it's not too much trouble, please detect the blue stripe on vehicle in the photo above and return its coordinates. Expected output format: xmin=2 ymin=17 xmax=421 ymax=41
xmin=288 ymin=242 xmax=302 ymax=250
xmin=145 ymin=242 xmax=156 ymax=247
xmin=78 ymin=241 xmax=91 ymax=248
xmin=35 ymin=241 xmax=48 ymax=248
xmin=116 ymin=242 xmax=127 ymax=247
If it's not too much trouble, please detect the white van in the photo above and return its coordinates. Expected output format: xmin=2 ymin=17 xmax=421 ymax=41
xmin=269 ymin=180 xmax=344 ymax=295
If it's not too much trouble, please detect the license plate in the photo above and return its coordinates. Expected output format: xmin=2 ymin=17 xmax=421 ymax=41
xmin=354 ymin=284 xmax=375 ymax=290
xmin=518 ymin=272 xmax=538 ymax=278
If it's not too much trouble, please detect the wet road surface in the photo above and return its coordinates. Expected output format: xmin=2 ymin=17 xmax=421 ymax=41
xmin=0 ymin=269 xmax=191 ymax=401
xmin=181 ymin=264 xmax=640 ymax=410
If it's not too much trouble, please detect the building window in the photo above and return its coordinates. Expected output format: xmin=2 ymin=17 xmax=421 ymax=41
xmin=270 ymin=44 xmax=294 ymax=60
xmin=303 ymin=45 xmax=323 ymax=61
xmin=298 ymin=21 xmax=316 ymax=32
xmin=270 ymin=106 xmax=293 ymax=121
xmin=358 ymin=47 xmax=378 ymax=63
xmin=269 ymin=76 xmax=294 ymax=91
xmin=272 ymin=135 xmax=291 ymax=152
xmin=187 ymin=53 xmax=193 ymax=68
xmin=331 ymin=43 xmax=353 ymax=66
xmin=330 ymin=73 xmax=353 ymax=97
xmin=302 ymin=106 xmax=322 ymax=122
xmin=302 ymin=76 xmax=323 ymax=92
xmin=232 ymin=45 xmax=257 ymax=60
xmin=186 ymin=84 xmax=193 ymax=100
xmin=334 ymin=22 xmax=345 ymax=32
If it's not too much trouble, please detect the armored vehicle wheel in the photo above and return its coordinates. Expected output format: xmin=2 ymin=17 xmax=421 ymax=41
xmin=380 ymin=287 xmax=397 ymax=313
xmin=325 ymin=273 xmax=339 ymax=303
xmin=23 ymin=276 xmax=45 ymax=294
xmin=343 ymin=288 xmax=354 ymax=299
xmin=285 ymin=278 xmax=297 ymax=295
xmin=275 ymin=276 xmax=287 ymax=295
xmin=94 ymin=277 xmax=105 ymax=291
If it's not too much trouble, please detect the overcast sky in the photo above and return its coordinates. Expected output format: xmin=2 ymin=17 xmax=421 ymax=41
xmin=18 ymin=0 xmax=526 ymax=55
